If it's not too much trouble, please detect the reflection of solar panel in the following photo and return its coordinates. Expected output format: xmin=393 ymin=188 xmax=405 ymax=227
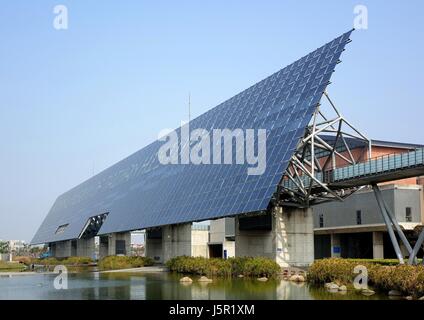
xmin=31 ymin=30 xmax=353 ymax=245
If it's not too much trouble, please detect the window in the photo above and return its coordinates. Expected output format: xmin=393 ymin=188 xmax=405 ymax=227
xmin=356 ymin=210 xmax=362 ymax=225
xmin=406 ymin=207 xmax=412 ymax=222
xmin=319 ymin=214 xmax=324 ymax=228
xmin=55 ymin=224 xmax=69 ymax=235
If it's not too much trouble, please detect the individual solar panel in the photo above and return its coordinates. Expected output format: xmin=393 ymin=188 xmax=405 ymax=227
xmin=31 ymin=30 xmax=353 ymax=244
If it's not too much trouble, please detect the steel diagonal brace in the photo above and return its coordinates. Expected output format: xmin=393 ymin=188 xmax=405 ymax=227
xmin=372 ymin=184 xmax=405 ymax=264
xmin=408 ymin=229 xmax=424 ymax=265
xmin=373 ymin=184 xmax=417 ymax=263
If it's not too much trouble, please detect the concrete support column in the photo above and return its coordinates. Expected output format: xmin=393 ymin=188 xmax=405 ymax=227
xmin=330 ymin=233 xmax=341 ymax=258
xmin=55 ymin=240 xmax=72 ymax=258
xmin=235 ymin=206 xmax=314 ymax=267
xmin=145 ymin=229 xmax=164 ymax=263
xmin=163 ymin=223 xmax=192 ymax=262
xmin=108 ymin=232 xmax=131 ymax=256
xmin=191 ymin=229 xmax=209 ymax=258
xmin=98 ymin=232 xmax=131 ymax=257
xmin=372 ymin=231 xmax=384 ymax=259
xmin=99 ymin=236 xmax=109 ymax=259
xmin=76 ymin=238 xmax=95 ymax=258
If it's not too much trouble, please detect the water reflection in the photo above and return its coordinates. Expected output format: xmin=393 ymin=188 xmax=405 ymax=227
xmin=0 ymin=272 xmax=387 ymax=300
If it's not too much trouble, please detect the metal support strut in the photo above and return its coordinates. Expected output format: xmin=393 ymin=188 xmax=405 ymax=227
xmin=372 ymin=184 xmax=424 ymax=265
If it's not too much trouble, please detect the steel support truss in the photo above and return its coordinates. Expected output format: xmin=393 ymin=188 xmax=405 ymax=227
xmin=373 ymin=184 xmax=424 ymax=265
xmin=278 ymin=91 xmax=372 ymax=207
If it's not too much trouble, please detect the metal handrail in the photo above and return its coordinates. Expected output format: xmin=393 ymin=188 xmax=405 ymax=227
xmin=325 ymin=148 xmax=424 ymax=183
xmin=283 ymin=148 xmax=424 ymax=189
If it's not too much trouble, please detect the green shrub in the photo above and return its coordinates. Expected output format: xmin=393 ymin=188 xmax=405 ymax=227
xmin=0 ymin=261 xmax=26 ymax=272
xmin=242 ymin=257 xmax=281 ymax=277
xmin=166 ymin=256 xmax=281 ymax=278
xmin=98 ymin=256 xmax=154 ymax=271
xmin=62 ymin=256 xmax=93 ymax=265
xmin=32 ymin=257 xmax=93 ymax=266
xmin=308 ymin=258 xmax=424 ymax=297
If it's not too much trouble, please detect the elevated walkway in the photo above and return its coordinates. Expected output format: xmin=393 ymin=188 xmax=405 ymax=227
xmin=327 ymin=148 xmax=424 ymax=187
xmin=282 ymin=148 xmax=424 ymax=192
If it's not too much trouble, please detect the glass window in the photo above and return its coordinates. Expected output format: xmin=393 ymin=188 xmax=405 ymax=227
xmin=319 ymin=214 xmax=324 ymax=228
xmin=356 ymin=210 xmax=362 ymax=225
xmin=406 ymin=207 xmax=412 ymax=222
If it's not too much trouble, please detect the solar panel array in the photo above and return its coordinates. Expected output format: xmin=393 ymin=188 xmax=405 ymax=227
xmin=31 ymin=30 xmax=353 ymax=244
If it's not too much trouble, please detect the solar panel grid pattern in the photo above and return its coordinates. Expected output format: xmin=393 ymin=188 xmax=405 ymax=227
xmin=31 ymin=30 xmax=352 ymax=244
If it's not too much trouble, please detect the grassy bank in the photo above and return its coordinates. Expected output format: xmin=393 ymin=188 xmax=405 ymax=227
xmin=166 ymin=256 xmax=281 ymax=278
xmin=308 ymin=258 xmax=424 ymax=297
xmin=98 ymin=256 xmax=155 ymax=271
xmin=0 ymin=261 xmax=26 ymax=272
xmin=32 ymin=256 xmax=94 ymax=266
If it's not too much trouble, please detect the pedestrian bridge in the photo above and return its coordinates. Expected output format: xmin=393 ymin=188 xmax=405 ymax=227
xmin=282 ymin=148 xmax=424 ymax=192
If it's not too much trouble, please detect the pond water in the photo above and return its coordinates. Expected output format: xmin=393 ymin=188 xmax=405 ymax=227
xmin=0 ymin=272 xmax=387 ymax=300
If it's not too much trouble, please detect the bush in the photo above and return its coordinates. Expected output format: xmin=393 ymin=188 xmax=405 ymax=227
xmin=308 ymin=258 xmax=424 ymax=297
xmin=98 ymin=256 xmax=154 ymax=271
xmin=31 ymin=256 xmax=94 ymax=266
xmin=13 ymin=256 xmax=32 ymax=265
xmin=62 ymin=256 xmax=93 ymax=265
xmin=0 ymin=261 xmax=26 ymax=272
xmin=166 ymin=256 xmax=281 ymax=278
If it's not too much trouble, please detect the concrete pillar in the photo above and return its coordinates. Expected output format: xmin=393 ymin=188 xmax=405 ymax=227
xmin=76 ymin=238 xmax=95 ymax=258
xmin=108 ymin=232 xmax=131 ymax=256
xmin=98 ymin=232 xmax=131 ymax=257
xmin=372 ymin=231 xmax=384 ymax=259
xmin=163 ymin=223 xmax=192 ymax=262
xmin=99 ymin=236 xmax=109 ymax=259
xmin=49 ymin=243 xmax=57 ymax=257
xmin=55 ymin=240 xmax=72 ymax=258
xmin=330 ymin=233 xmax=341 ymax=258
xmin=191 ymin=229 xmax=209 ymax=258
xmin=235 ymin=206 xmax=314 ymax=267
xmin=145 ymin=229 xmax=164 ymax=263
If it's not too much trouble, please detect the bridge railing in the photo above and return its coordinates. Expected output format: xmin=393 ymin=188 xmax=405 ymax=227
xmin=324 ymin=148 xmax=424 ymax=183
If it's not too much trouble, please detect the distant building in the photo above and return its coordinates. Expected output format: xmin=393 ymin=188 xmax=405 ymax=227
xmin=8 ymin=240 xmax=27 ymax=252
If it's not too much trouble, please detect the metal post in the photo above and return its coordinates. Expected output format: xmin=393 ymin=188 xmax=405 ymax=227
xmin=372 ymin=184 xmax=405 ymax=264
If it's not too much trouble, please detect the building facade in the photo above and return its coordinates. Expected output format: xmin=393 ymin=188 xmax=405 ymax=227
xmin=313 ymin=139 xmax=424 ymax=259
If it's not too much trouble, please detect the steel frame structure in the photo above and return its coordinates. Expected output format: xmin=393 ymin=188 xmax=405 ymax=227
xmin=276 ymin=91 xmax=424 ymax=265
xmin=278 ymin=91 xmax=371 ymax=207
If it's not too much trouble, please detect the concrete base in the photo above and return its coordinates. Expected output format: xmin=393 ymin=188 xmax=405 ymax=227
xmin=76 ymin=238 xmax=95 ymax=258
xmin=145 ymin=224 xmax=209 ymax=263
xmin=235 ymin=206 xmax=314 ymax=267
xmin=52 ymin=241 xmax=72 ymax=258
xmin=145 ymin=230 xmax=163 ymax=263
xmin=50 ymin=238 xmax=96 ymax=258
xmin=163 ymin=224 xmax=192 ymax=261
xmin=98 ymin=232 xmax=131 ymax=258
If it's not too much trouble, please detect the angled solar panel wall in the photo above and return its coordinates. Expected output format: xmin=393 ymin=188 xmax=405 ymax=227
xmin=31 ymin=30 xmax=353 ymax=244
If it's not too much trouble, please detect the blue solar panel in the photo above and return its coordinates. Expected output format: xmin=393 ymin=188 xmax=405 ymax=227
xmin=31 ymin=30 xmax=353 ymax=244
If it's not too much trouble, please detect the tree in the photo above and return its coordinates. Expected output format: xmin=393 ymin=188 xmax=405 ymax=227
xmin=0 ymin=241 xmax=10 ymax=254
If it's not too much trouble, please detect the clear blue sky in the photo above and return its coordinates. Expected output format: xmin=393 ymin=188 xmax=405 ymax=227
xmin=0 ymin=1 xmax=423 ymax=242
